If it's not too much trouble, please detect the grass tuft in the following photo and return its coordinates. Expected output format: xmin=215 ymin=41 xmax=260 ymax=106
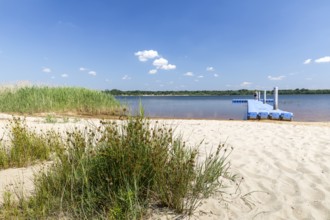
xmin=0 ymin=114 xmax=235 ymax=219
xmin=0 ymin=117 xmax=62 ymax=169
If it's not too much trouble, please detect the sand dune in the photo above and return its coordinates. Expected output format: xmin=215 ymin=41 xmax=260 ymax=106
xmin=0 ymin=116 xmax=330 ymax=219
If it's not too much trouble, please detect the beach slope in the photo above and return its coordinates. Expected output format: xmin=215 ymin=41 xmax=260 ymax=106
xmin=0 ymin=117 xmax=329 ymax=219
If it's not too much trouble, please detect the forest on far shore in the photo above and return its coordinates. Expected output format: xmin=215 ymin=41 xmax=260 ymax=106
xmin=105 ymin=88 xmax=330 ymax=96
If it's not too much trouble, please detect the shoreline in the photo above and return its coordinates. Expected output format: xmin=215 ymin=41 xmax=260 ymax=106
xmin=1 ymin=112 xmax=330 ymax=126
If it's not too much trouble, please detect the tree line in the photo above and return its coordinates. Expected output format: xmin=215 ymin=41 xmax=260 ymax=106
xmin=104 ymin=88 xmax=330 ymax=96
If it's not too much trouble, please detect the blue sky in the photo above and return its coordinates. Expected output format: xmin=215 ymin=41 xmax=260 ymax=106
xmin=0 ymin=0 xmax=330 ymax=91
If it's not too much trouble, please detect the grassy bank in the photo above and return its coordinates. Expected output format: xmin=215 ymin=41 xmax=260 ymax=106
xmin=0 ymin=86 xmax=122 ymax=116
xmin=0 ymin=115 xmax=235 ymax=219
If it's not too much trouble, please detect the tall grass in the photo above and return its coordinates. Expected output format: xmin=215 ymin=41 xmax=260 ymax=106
xmin=0 ymin=86 xmax=121 ymax=115
xmin=0 ymin=115 xmax=235 ymax=219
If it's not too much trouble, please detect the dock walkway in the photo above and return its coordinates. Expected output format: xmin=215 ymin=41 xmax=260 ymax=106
xmin=232 ymin=99 xmax=293 ymax=121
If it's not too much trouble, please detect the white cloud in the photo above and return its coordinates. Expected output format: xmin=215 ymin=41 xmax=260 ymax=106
xmin=153 ymin=58 xmax=176 ymax=70
xmin=268 ymin=75 xmax=286 ymax=81
xmin=303 ymin=59 xmax=312 ymax=64
xmin=214 ymin=73 xmax=219 ymax=77
xmin=42 ymin=67 xmax=51 ymax=73
xmin=79 ymin=67 xmax=87 ymax=71
xmin=88 ymin=71 xmax=96 ymax=76
xmin=149 ymin=69 xmax=157 ymax=74
xmin=184 ymin=72 xmax=194 ymax=77
xmin=135 ymin=50 xmax=176 ymax=73
xmin=122 ymin=75 xmax=131 ymax=80
xmin=161 ymin=64 xmax=176 ymax=70
xmin=135 ymin=50 xmax=176 ymax=72
xmin=206 ymin=66 xmax=215 ymax=72
xmin=61 ymin=74 xmax=68 ymax=78
xmin=197 ymin=75 xmax=204 ymax=78
xmin=315 ymin=56 xmax=330 ymax=63
xmin=135 ymin=50 xmax=159 ymax=62
xmin=240 ymin=82 xmax=252 ymax=86
xmin=153 ymin=58 xmax=168 ymax=67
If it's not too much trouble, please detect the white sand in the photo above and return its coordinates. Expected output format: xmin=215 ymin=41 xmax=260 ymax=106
xmin=0 ymin=115 xmax=330 ymax=219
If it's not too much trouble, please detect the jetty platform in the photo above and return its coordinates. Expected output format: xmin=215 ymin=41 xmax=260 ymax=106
xmin=232 ymin=87 xmax=293 ymax=121
xmin=247 ymin=100 xmax=293 ymax=120
xmin=232 ymin=99 xmax=293 ymax=120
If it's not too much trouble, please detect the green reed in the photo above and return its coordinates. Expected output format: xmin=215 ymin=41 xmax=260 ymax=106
xmin=0 ymin=86 xmax=121 ymax=116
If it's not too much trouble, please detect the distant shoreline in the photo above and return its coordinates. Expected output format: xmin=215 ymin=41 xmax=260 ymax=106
xmin=105 ymin=89 xmax=330 ymax=96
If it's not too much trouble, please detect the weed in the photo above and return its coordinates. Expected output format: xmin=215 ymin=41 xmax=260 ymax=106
xmin=44 ymin=114 xmax=57 ymax=123
xmin=62 ymin=117 xmax=69 ymax=123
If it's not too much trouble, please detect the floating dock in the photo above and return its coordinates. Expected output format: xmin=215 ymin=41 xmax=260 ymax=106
xmin=232 ymin=87 xmax=294 ymax=121
xmin=246 ymin=100 xmax=293 ymax=120
xmin=232 ymin=99 xmax=274 ymax=103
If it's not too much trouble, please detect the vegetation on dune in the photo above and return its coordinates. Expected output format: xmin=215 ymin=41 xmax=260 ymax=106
xmin=0 ymin=86 xmax=122 ymax=116
xmin=0 ymin=114 xmax=235 ymax=219
xmin=0 ymin=117 xmax=62 ymax=169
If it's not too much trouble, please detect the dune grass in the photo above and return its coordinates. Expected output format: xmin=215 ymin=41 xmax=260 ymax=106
xmin=0 ymin=114 xmax=235 ymax=219
xmin=0 ymin=86 xmax=122 ymax=116
xmin=0 ymin=117 xmax=62 ymax=169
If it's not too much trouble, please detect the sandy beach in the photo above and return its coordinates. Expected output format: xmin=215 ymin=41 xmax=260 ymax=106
xmin=0 ymin=115 xmax=330 ymax=219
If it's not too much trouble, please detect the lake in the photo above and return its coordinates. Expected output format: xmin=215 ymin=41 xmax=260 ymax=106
xmin=116 ymin=95 xmax=330 ymax=122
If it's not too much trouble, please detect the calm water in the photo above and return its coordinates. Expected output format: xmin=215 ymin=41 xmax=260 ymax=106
xmin=116 ymin=95 xmax=330 ymax=122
